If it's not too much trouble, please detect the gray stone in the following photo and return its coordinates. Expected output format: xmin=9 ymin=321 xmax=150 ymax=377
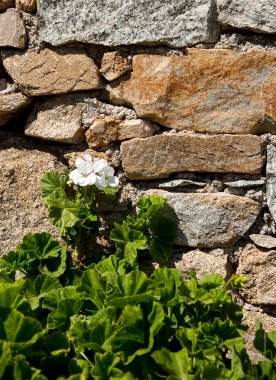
xmin=158 ymin=179 xmax=206 ymax=188
xmin=225 ymin=180 xmax=265 ymax=188
xmin=174 ymin=250 xmax=229 ymax=279
xmin=0 ymin=9 xmax=26 ymax=49
xmin=267 ymin=145 xmax=276 ymax=223
xmin=250 ymin=234 xmax=276 ymax=249
xmin=145 ymin=190 xmax=261 ymax=248
xmin=237 ymin=246 xmax=276 ymax=305
xmin=37 ymin=0 xmax=219 ymax=48
xmin=217 ymin=0 xmax=276 ymax=34
xmin=25 ymin=95 xmax=86 ymax=144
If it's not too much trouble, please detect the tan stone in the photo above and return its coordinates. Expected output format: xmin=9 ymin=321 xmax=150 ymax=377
xmin=262 ymin=71 xmax=276 ymax=122
xmin=174 ymin=250 xmax=229 ymax=278
xmin=108 ymin=50 xmax=276 ymax=134
xmin=0 ymin=9 xmax=26 ymax=49
xmin=0 ymin=80 xmax=32 ymax=126
xmin=250 ymin=234 xmax=276 ymax=249
xmin=64 ymin=149 xmax=110 ymax=168
xmin=100 ymin=51 xmax=132 ymax=81
xmin=2 ymin=47 xmax=104 ymax=96
xmin=145 ymin=190 xmax=261 ymax=248
xmin=237 ymin=246 xmax=276 ymax=305
xmin=16 ymin=0 xmax=36 ymax=13
xmin=25 ymin=95 xmax=86 ymax=144
xmin=85 ymin=116 xmax=158 ymax=148
xmin=118 ymin=119 xmax=159 ymax=140
xmin=121 ymin=134 xmax=264 ymax=180
xmin=0 ymin=132 xmax=66 ymax=255
xmin=85 ymin=116 xmax=121 ymax=148
xmin=0 ymin=0 xmax=14 ymax=11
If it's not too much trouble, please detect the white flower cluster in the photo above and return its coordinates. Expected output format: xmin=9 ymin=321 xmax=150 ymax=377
xmin=69 ymin=153 xmax=119 ymax=188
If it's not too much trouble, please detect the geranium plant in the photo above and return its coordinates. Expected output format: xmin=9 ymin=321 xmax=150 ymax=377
xmin=41 ymin=153 xmax=119 ymax=258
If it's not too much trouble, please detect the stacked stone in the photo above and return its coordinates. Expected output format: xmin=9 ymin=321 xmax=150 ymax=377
xmin=0 ymin=0 xmax=275 ymax=338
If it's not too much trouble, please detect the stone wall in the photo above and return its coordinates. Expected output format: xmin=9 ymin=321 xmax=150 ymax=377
xmin=0 ymin=0 xmax=275 ymax=340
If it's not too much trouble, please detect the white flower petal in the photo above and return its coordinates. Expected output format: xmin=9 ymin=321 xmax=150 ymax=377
xmin=85 ymin=172 xmax=97 ymax=185
xmin=102 ymin=166 xmax=115 ymax=177
xmin=95 ymin=174 xmax=107 ymax=188
xmin=94 ymin=158 xmax=108 ymax=174
xmin=107 ymin=176 xmax=119 ymax=187
xmin=83 ymin=153 xmax=93 ymax=162
xmin=69 ymin=169 xmax=86 ymax=186
xmin=75 ymin=158 xmax=84 ymax=167
xmin=77 ymin=161 xmax=94 ymax=176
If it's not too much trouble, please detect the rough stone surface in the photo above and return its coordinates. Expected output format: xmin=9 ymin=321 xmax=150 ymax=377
xmin=25 ymin=95 xmax=86 ymax=144
xmin=237 ymin=246 xmax=276 ymax=305
xmin=16 ymin=0 xmax=36 ymax=12
xmin=145 ymin=190 xmax=261 ymax=248
xmin=0 ymin=9 xmax=26 ymax=49
xmin=217 ymin=0 xmax=276 ymax=34
xmin=37 ymin=0 xmax=219 ymax=48
xmin=225 ymin=180 xmax=265 ymax=188
xmin=266 ymin=145 xmax=276 ymax=223
xmin=82 ymin=99 xmax=138 ymax=130
xmin=1 ymin=48 xmax=103 ymax=96
xmin=0 ymin=133 xmax=65 ymax=255
xmin=174 ymin=250 xmax=229 ymax=278
xmin=108 ymin=50 xmax=276 ymax=134
xmin=119 ymin=119 xmax=159 ymax=140
xmin=85 ymin=117 xmax=158 ymax=148
xmin=0 ymin=0 xmax=14 ymax=11
xmin=250 ymin=234 xmax=276 ymax=249
xmin=100 ymin=52 xmax=132 ymax=82
xmin=0 ymin=80 xmax=32 ymax=126
xmin=85 ymin=116 xmax=121 ymax=148
xmin=121 ymin=134 xmax=264 ymax=180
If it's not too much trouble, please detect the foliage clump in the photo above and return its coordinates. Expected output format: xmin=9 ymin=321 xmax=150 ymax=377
xmin=0 ymin=157 xmax=274 ymax=379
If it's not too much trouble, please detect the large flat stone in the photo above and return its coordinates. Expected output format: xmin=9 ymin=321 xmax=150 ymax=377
xmin=1 ymin=48 xmax=103 ymax=96
xmin=0 ymin=133 xmax=65 ymax=255
xmin=108 ymin=50 xmax=276 ymax=134
xmin=0 ymin=80 xmax=32 ymax=126
xmin=37 ymin=0 xmax=219 ymax=48
xmin=121 ymin=134 xmax=264 ymax=180
xmin=145 ymin=190 xmax=261 ymax=248
xmin=0 ymin=9 xmax=26 ymax=49
xmin=237 ymin=246 xmax=276 ymax=305
xmin=25 ymin=95 xmax=87 ymax=144
xmin=217 ymin=0 xmax=276 ymax=34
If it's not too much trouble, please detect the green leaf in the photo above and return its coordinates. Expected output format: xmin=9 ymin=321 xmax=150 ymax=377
xmin=0 ymin=309 xmax=45 ymax=351
xmin=152 ymin=347 xmax=192 ymax=380
xmin=91 ymin=352 xmax=122 ymax=380
xmin=107 ymin=270 xmax=155 ymax=308
xmin=25 ymin=275 xmax=62 ymax=310
xmin=149 ymin=214 xmax=176 ymax=264
xmin=198 ymin=274 xmax=225 ymax=290
xmin=41 ymin=171 xmax=67 ymax=201
xmin=68 ymin=315 xmax=115 ymax=353
xmin=47 ymin=298 xmax=83 ymax=330
xmin=254 ymin=320 xmax=276 ymax=362
xmin=0 ymin=280 xmax=25 ymax=309
xmin=136 ymin=196 xmax=167 ymax=219
xmin=47 ymin=197 xmax=80 ymax=228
